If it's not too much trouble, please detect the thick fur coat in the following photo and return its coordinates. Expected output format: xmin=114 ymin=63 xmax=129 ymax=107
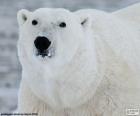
xmin=17 ymin=3 xmax=140 ymax=116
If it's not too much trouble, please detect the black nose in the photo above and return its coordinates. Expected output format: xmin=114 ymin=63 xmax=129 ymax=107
xmin=34 ymin=36 xmax=51 ymax=52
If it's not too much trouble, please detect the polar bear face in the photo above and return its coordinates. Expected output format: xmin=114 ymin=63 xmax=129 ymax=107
xmin=17 ymin=8 xmax=85 ymax=67
xmin=17 ymin=8 xmax=98 ymax=110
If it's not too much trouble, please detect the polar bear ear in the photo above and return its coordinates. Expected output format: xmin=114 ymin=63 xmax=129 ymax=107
xmin=17 ymin=9 xmax=31 ymax=26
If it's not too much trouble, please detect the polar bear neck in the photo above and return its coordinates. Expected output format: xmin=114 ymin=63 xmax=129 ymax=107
xmin=18 ymin=32 xmax=103 ymax=112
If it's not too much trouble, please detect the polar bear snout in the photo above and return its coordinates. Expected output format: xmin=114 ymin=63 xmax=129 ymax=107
xmin=34 ymin=36 xmax=52 ymax=57
xmin=34 ymin=36 xmax=51 ymax=51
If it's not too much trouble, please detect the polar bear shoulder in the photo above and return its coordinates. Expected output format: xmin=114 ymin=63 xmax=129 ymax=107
xmin=75 ymin=8 xmax=140 ymax=72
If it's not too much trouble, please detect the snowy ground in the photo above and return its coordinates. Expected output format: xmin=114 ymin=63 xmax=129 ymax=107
xmin=0 ymin=0 xmax=140 ymax=113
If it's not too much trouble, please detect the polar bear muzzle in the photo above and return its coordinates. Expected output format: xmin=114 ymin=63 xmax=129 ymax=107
xmin=34 ymin=36 xmax=52 ymax=57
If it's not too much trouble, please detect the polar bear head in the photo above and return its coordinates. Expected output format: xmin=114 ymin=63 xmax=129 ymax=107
xmin=17 ymin=8 xmax=91 ymax=66
xmin=17 ymin=8 xmax=98 ymax=110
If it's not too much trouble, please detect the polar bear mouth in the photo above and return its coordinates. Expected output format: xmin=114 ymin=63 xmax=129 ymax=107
xmin=36 ymin=47 xmax=55 ymax=58
xmin=34 ymin=36 xmax=55 ymax=58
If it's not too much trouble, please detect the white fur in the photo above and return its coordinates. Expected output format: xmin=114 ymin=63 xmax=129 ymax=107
xmin=17 ymin=4 xmax=140 ymax=116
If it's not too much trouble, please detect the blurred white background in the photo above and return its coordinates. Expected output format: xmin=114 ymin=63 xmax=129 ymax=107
xmin=0 ymin=0 xmax=140 ymax=112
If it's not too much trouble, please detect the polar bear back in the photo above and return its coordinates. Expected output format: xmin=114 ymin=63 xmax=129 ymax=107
xmin=113 ymin=3 xmax=140 ymax=27
xmin=76 ymin=9 xmax=140 ymax=74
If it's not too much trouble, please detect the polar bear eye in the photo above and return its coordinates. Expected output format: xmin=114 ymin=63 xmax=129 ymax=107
xmin=32 ymin=20 xmax=38 ymax=26
xmin=59 ymin=22 xmax=66 ymax=28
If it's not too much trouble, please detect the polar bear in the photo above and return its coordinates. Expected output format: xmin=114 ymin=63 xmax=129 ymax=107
xmin=17 ymin=3 xmax=140 ymax=116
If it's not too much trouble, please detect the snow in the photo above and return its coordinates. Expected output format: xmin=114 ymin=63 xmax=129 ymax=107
xmin=0 ymin=0 xmax=140 ymax=113
xmin=0 ymin=88 xmax=18 ymax=112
